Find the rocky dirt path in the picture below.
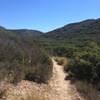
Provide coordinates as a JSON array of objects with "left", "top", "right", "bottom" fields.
[{"left": 1, "top": 58, "right": 83, "bottom": 100}]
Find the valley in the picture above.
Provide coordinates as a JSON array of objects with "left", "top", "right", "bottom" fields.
[{"left": 0, "top": 18, "right": 100, "bottom": 100}]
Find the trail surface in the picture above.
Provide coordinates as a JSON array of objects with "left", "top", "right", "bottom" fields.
[
  {"left": 48, "top": 58, "right": 81, "bottom": 100},
  {"left": 49, "top": 58, "right": 72, "bottom": 100},
  {"left": 2, "top": 58, "right": 82, "bottom": 100}
]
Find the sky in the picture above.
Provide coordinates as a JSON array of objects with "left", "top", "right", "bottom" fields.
[{"left": 0, "top": 0, "right": 100, "bottom": 32}]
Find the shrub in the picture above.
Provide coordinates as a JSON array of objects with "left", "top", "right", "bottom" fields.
[
  {"left": 67, "top": 59, "right": 92, "bottom": 81},
  {"left": 66, "top": 51, "right": 100, "bottom": 83},
  {"left": 54, "top": 57, "right": 68, "bottom": 66},
  {"left": 74, "top": 81, "right": 100, "bottom": 100},
  {"left": 0, "top": 36, "right": 53, "bottom": 84},
  {"left": 52, "top": 47, "right": 75, "bottom": 57}
]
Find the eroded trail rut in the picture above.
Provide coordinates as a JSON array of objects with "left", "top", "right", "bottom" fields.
[{"left": 3, "top": 58, "right": 82, "bottom": 100}]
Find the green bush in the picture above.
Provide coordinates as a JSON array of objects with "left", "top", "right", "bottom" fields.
[
  {"left": 66, "top": 52, "right": 100, "bottom": 82},
  {"left": 0, "top": 36, "right": 53, "bottom": 84},
  {"left": 68, "top": 59, "right": 92, "bottom": 80},
  {"left": 52, "top": 47, "right": 75, "bottom": 57}
]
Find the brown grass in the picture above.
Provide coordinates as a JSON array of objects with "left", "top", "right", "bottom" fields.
[
  {"left": 74, "top": 81, "right": 100, "bottom": 100},
  {"left": 2, "top": 80, "right": 54, "bottom": 100}
]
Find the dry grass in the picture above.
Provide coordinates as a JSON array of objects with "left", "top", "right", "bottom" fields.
[
  {"left": 74, "top": 81, "right": 100, "bottom": 100},
  {"left": 53, "top": 57, "right": 69, "bottom": 66},
  {"left": 1, "top": 80, "right": 55, "bottom": 100},
  {"left": 4, "top": 81, "right": 47, "bottom": 100},
  {"left": 0, "top": 59, "right": 83, "bottom": 100}
]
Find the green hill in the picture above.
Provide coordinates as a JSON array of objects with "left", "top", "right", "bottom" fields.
[{"left": 46, "top": 18, "right": 100, "bottom": 41}]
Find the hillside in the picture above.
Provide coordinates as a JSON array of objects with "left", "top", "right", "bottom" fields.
[
  {"left": 0, "top": 18, "right": 100, "bottom": 99},
  {"left": 36, "top": 18, "right": 100, "bottom": 57},
  {"left": 1, "top": 18, "right": 100, "bottom": 42},
  {"left": 9, "top": 29, "right": 43, "bottom": 38},
  {"left": 0, "top": 27, "right": 44, "bottom": 41},
  {"left": 1, "top": 58, "right": 81, "bottom": 100},
  {"left": 45, "top": 18, "right": 100, "bottom": 42},
  {"left": 0, "top": 26, "right": 52, "bottom": 84}
]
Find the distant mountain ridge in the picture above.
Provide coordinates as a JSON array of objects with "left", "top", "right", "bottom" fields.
[
  {"left": 46, "top": 18, "right": 100, "bottom": 40},
  {"left": 0, "top": 18, "right": 100, "bottom": 41},
  {"left": 0, "top": 27, "right": 44, "bottom": 42},
  {"left": 9, "top": 29, "right": 43, "bottom": 38}
]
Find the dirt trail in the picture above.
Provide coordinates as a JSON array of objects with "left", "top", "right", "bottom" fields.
[
  {"left": 48, "top": 58, "right": 81, "bottom": 100},
  {"left": 2, "top": 58, "right": 83, "bottom": 100},
  {"left": 48, "top": 58, "right": 72, "bottom": 100}
]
